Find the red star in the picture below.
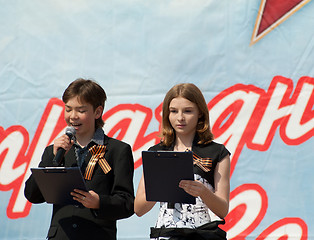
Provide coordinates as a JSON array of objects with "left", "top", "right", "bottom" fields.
[{"left": 251, "top": 0, "right": 311, "bottom": 45}]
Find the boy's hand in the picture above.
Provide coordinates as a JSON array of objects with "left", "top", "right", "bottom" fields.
[
  {"left": 53, "top": 134, "right": 74, "bottom": 155},
  {"left": 71, "top": 189, "right": 100, "bottom": 209}
]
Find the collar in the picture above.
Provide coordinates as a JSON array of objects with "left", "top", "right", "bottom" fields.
[
  {"left": 74, "top": 127, "right": 105, "bottom": 148},
  {"left": 92, "top": 128, "right": 105, "bottom": 145}
]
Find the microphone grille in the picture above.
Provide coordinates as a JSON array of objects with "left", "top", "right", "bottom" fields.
[{"left": 65, "top": 126, "right": 76, "bottom": 138}]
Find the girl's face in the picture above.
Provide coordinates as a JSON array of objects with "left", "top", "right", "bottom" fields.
[
  {"left": 64, "top": 96, "right": 102, "bottom": 139},
  {"left": 168, "top": 97, "right": 200, "bottom": 138}
]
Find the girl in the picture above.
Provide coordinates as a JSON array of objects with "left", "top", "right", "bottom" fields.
[{"left": 134, "top": 83, "right": 230, "bottom": 240}]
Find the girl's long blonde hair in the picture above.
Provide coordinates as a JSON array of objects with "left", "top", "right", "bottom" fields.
[{"left": 161, "top": 83, "right": 214, "bottom": 146}]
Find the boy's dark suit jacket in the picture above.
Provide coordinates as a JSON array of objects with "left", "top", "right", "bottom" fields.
[{"left": 24, "top": 135, "right": 135, "bottom": 240}]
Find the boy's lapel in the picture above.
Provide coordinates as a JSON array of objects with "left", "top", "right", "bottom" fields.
[
  {"left": 83, "top": 144, "right": 111, "bottom": 180},
  {"left": 63, "top": 147, "right": 77, "bottom": 167}
]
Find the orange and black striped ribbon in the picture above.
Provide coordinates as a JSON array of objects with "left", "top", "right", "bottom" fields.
[
  {"left": 192, "top": 152, "right": 212, "bottom": 172},
  {"left": 84, "top": 145, "right": 111, "bottom": 180}
]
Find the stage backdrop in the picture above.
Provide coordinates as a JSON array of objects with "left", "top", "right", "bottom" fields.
[{"left": 0, "top": 1, "right": 313, "bottom": 239}]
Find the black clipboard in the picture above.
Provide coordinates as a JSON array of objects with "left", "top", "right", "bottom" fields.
[
  {"left": 142, "top": 151, "right": 196, "bottom": 204},
  {"left": 31, "top": 167, "right": 87, "bottom": 205}
]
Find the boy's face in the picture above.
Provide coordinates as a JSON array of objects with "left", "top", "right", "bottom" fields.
[{"left": 64, "top": 96, "right": 102, "bottom": 139}]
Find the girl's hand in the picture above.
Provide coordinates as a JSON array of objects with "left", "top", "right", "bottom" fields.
[
  {"left": 179, "top": 180, "right": 207, "bottom": 198},
  {"left": 71, "top": 189, "right": 100, "bottom": 209}
]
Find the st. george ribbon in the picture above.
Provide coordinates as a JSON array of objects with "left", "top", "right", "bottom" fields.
[{"left": 52, "top": 126, "right": 76, "bottom": 166}]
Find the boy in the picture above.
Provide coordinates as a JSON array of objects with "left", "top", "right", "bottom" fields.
[{"left": 24, "top": 78, "right": 135, "bottom": 240}]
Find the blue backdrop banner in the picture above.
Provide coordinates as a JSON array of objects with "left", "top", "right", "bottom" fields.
[{"left": 0, "top": 1, "right": 313, "bottom": 239}]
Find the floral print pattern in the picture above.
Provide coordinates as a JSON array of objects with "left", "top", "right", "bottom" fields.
[{"left": 151, "top": 174, "right": 214, "bottom": 240}]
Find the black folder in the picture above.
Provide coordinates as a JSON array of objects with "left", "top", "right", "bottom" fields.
[
  {"left": 142, "top": 151, "right": 196, "bottom": 204},
  {"left": 31, "top": 167, "right": 87, "bottom": 205}
]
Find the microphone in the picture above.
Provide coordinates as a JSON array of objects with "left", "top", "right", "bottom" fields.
[{"left": 52, "top": 126, "right": 76, "bottom": 166}]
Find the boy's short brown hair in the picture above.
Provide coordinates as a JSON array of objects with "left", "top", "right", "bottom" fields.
[{"left": 62, "top": 78, "right": 107, "bottom": 129}]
